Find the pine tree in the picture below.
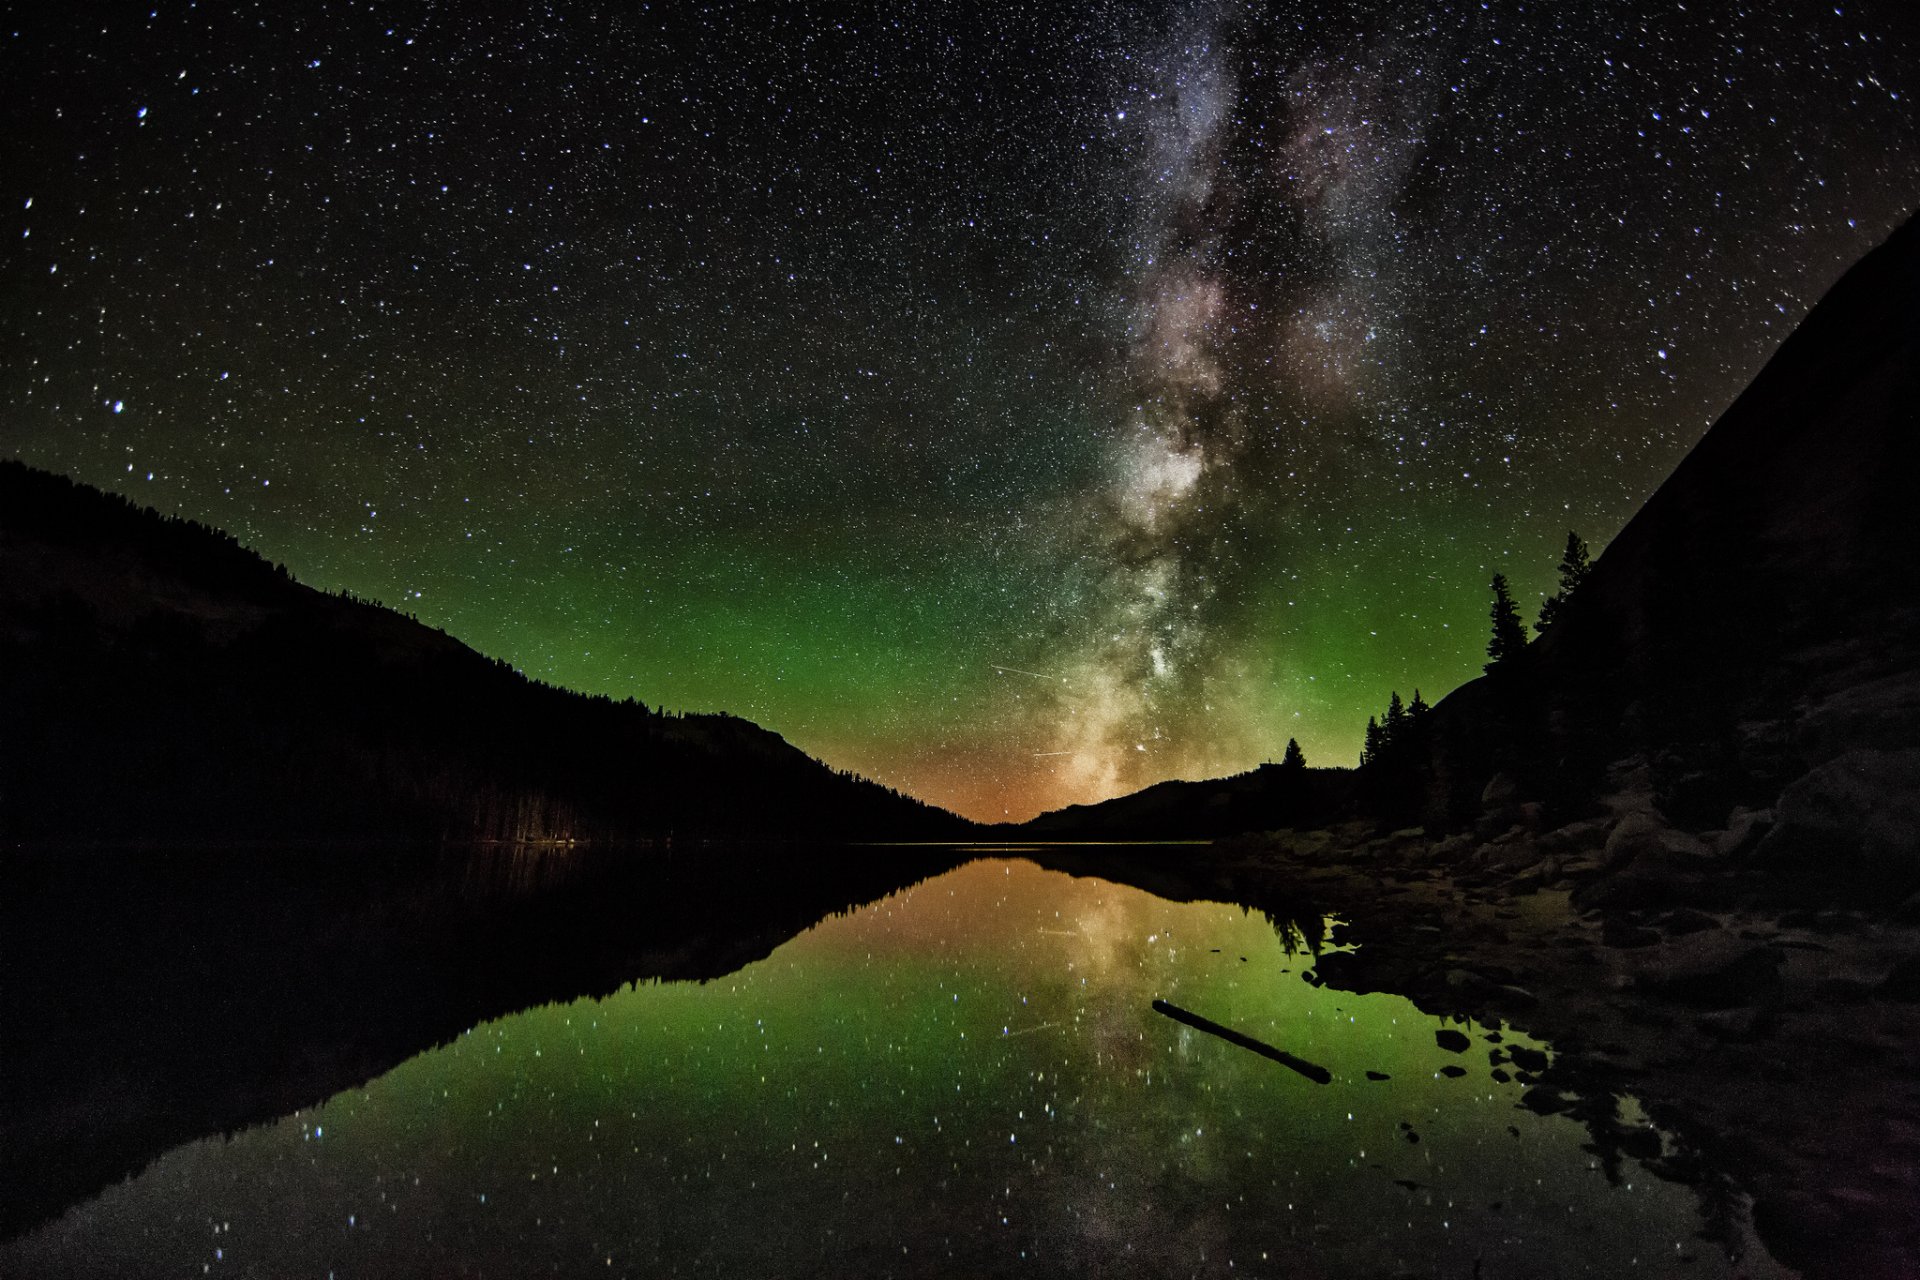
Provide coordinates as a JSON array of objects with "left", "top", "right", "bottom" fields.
[
  {"left": 1281, "top": 738, "right": 1306, "bottom": 770},
  {"left": 1361, "top": 716, "right": 1384, "bottom": 767},
  {"left": 1384, "top": 691, "right": 1405, "bottom": 746},
  {"left": 1536, "top": 531, "right": 1592, "bottom": 634},
  {"left": 1408, "top": 688, "right": 1430, "bottom": 720},
  {"left": 1486, "top": 573, "right": 1529, "bottom": 673}
]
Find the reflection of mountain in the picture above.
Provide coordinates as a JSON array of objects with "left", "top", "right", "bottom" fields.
[
  {"left": 0, "top": 842, "right": 962, "bottom": 1243},
  {"left": 0, "top": 461, "right": 972, "bottom": 843}
]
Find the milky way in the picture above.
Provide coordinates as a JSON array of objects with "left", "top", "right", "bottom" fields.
[{"left": 3, "top": 1, "right": 1916, "bottom": 818}]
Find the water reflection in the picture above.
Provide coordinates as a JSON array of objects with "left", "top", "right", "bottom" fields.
[{"left": 5, "top": 857, "right": 1759, "bottom": 1277}]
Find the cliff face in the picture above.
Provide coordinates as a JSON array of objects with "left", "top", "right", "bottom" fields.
[
  {"left": 0, "top": 462, "right": 972, "bottom": 844},
  {"left": 1423, "top": 213, "right": 1920, "bottom": 871}
]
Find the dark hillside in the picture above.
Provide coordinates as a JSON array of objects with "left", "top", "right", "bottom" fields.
[
  {"left": 1419, "top": 213, "right": 1920, "bottom": 859},
  {"left": 1011, "top": 762, "right": 1354, "bottom": 840},
  {"left": 0, "top": 463, "right": 971, "bottom": 844}
]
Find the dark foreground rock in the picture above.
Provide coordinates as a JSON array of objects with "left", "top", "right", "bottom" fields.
[{"left": 1177, "top": 821, "right": 1920, "bottom": 1280}]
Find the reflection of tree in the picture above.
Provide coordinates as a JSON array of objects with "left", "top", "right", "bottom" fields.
[
  {"left": 0, "top": 841, "right": 964, "bottom": 1242},
  {"left": 1259, "top": 908, "right": 1327, "bottom": 958}
]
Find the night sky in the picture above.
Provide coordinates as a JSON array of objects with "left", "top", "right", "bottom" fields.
[{"left": 3, "top": 2, "right": 1916, "bottom": 821}]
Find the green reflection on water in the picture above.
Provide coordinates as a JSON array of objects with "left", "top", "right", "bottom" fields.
[{"left": 7, "top": 858, "right": 1744, "bottom": 1277}]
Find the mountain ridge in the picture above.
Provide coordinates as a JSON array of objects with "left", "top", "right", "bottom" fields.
[{"left": 0, "top": 461, "right": 973, "bottom": 844}]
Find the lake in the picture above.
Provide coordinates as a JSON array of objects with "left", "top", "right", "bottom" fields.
[{"left": 1, "top": 849, "right": 1768, "bottom": 1277}]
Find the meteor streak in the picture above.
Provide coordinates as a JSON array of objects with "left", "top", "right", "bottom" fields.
[{"left": 991, "top": 665, "right": 1062, "bottom": 682}]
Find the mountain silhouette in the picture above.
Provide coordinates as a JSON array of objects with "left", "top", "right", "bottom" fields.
[
  {"left": 1418, "top": 210, "right": 1920, "bottom": 853},
  {"left": 0, "top": 462, "right": 973, "bottom": 844}
]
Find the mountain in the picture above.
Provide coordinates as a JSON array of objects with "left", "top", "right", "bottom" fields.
[
  {"left": 0, "top": 461, "right": 973, "bottom": 844},
  {"left": 1009, "top": 762, "right": 1353, "bottom": 840},
  {"left": 1415, "top": 211, "right": 1920, "bottom": 880},
  {"left": 1024, "top": 212, "right": 1920, "bottom": 867}
]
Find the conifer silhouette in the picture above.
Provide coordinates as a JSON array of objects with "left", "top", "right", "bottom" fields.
[
  {"left": 1536, "top": 531, "right": 1592, "bottom": 634},
  {"left": 1486, "top": 573, "right": 1529, "bottom": 673}
]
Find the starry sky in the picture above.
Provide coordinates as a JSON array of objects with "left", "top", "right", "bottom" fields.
[{"left": 3, "top": 1, "right": 1916, "bottom": 821}]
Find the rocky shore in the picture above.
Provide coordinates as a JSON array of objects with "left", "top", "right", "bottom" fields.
[{"left": 1059, "top": 753, "right": 1920, "bottom": 1280}]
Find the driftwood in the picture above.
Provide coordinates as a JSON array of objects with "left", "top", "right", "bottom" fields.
[{"left": 1151, "top": 998, "right": 1333, "bottom": 1084}]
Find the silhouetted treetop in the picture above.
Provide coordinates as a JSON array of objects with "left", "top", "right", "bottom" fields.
[
  {"left": 1535, "top": 531, "right": 1592, "bottom": 634},
  {"left": 1486, "top": 573, "right": 1529, "bottom": 673}
]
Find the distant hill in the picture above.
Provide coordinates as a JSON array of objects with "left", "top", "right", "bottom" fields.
[
  {"left": 1007, "top": 762, "right": 1353, "bottom": 840},
  {"left": 0, "top": 462, "right": 973, "bottom": 844}
]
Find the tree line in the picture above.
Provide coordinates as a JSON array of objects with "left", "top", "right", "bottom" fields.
[{"left": 1278, "top": 531, "right": 1593, "bottom": 779}]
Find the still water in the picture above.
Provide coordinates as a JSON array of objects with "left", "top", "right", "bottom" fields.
[{"left": 6, "top": 857, "right": 1750, "bottom": 1278}]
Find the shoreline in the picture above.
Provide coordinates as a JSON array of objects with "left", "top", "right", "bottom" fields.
[{"left": 1038, "top": 816, "right": 1920, "bottom": 1280}]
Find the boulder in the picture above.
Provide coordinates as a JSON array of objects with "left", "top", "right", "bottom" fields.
[
  {"left": 1481, "top": 772, "right": 1521, "bottom": 809},
  {"left": 1602, "top": 811, "right": 1710, "bottom": 872},
  {"left": 1754, "top": 749, "right": 1920, "bottom": 891},
  {"left": 1631, "top": 935, "right": 1785, "bottom": 1009},
  {"left": 1879, "top": 956, "right": 1920, "bottom": 1003},
  {"left": 1539, "top": 818, "right": 1610, "bottom": 856},
  {"left": 1709, "top": 806, "right": 1774, "bottom": 859},
  {"left": 1796, "top": 670, "right": 1920, "bottom": 764}
]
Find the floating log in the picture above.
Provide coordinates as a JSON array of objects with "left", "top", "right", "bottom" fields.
[{"left": 1151, "top": 998, "right": 1333, "bottom": 1084}]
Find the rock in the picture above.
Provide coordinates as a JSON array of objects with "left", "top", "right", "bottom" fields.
[
  {"left": 1634, "top": 937, "right": 1785, "bottom": 1009},
  {"left": 1709, "top": 806, "right": 1774, "bottom": 859},
  {"left": 1505, "top": 1045, "right": 1549, "bottom": 1074},
  {"left": 1487, "top": 836, "right": 1542, "bottom": 872},
  {"left": 1656, "top": 908, "right": 1719, "bottom": 935},
  {"left": 1603, "top": 811, "right": 1711, "bottom": 871},
  {"left": 1539, "top": 818, "right": 1610, "bottom": 855},
  {"left": 1813, "top": 976, "right": 1877, "bottom": 1004},
  {"left": 1482, "top": 772, "right": 1522, "bottom": 808},
  {"left": 1601, "top": 919, "right": 1662, "bottom": 948},
  {"left": 1475, "top": 809, "right": 1525, "bottom": 840},
  {"left": 1572, "top": 859, "right": 1702, "bottom": 913},
  {"left": 1441, "top": 968, "right": 1499, "bottom": 998},
  {"left": 1599, "top": 758, "right": 1665, "bottom": 819},
  {"left": 1694, "top": 1005, "right": 1775, "bottom": 1040},
  {"left": 1505, "top": 869, "right": 1546, "bottom": 895},
  {"left": 1796, "top": 670, "right": 1920, "bottom": 763},
  {"left": 1754, "top": 749, "right": 1920, "bottom": 891},
  {"left": 1434, "top": 1029, "right": 1471, "bottom": 1053},
  {"left": 1879, "top": 956, "right": 1920, "bottom": 1002}
]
